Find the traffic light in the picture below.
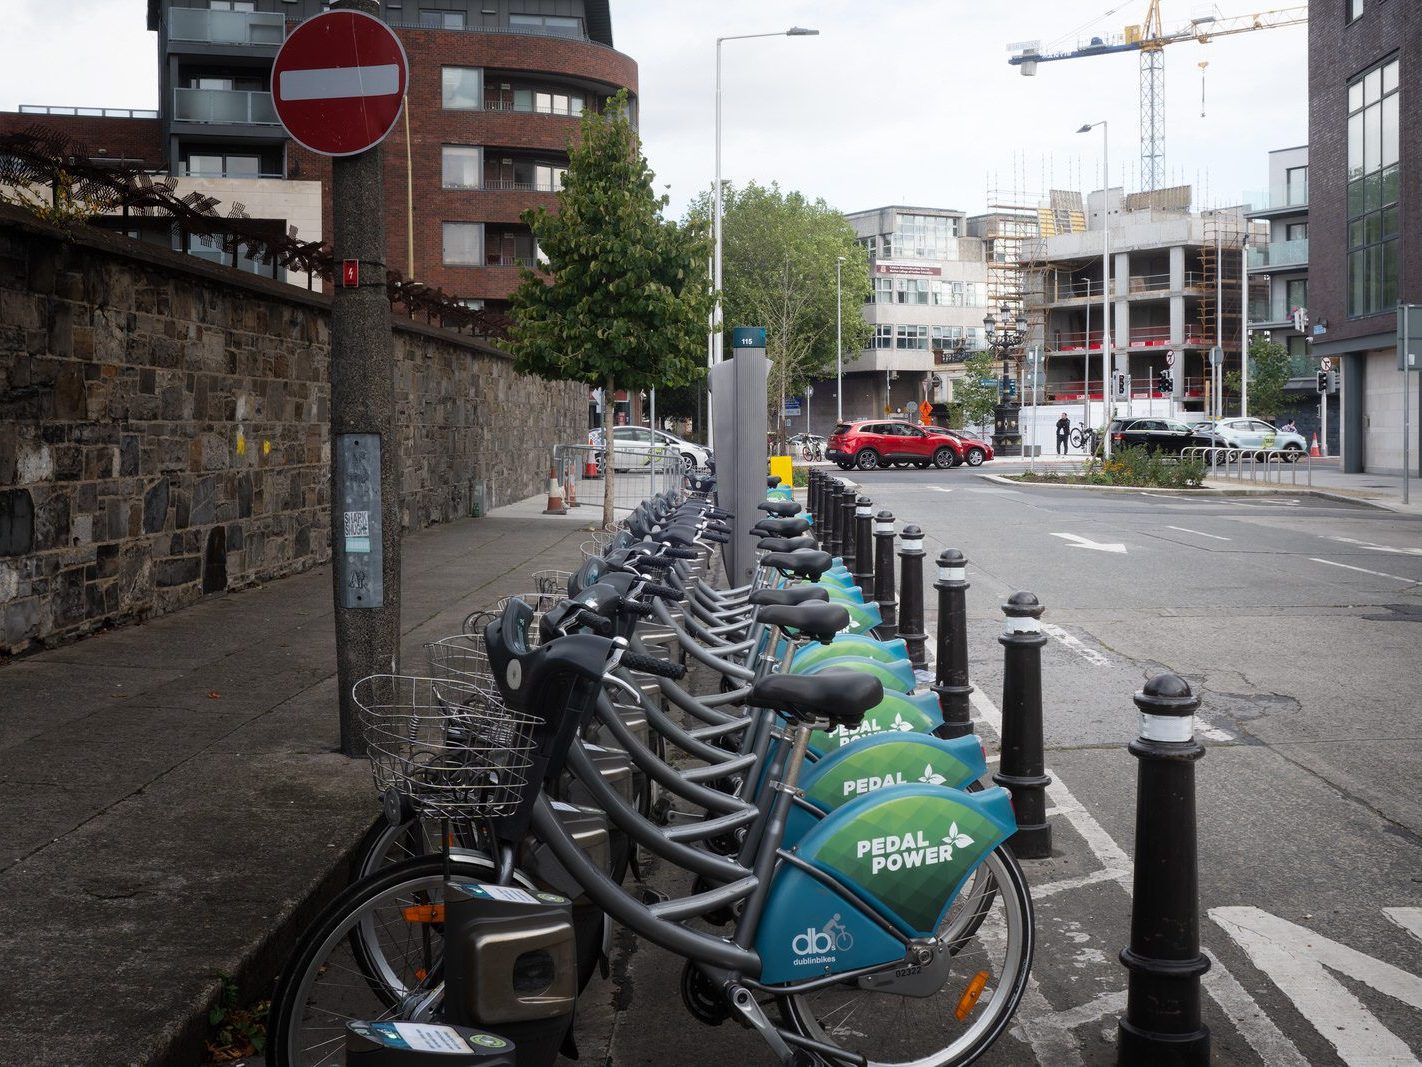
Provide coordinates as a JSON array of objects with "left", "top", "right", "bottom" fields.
[
  {"left": 1115, "top": 373, "right": 1128, "bottom": 398},
  {"left": 1159, "top": 369, "right": 1173, "bottom": 393},
  {"left": 1316, "top": 370, "right": 1328, "bottom": 393}
]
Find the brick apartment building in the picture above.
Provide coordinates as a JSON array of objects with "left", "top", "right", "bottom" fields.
[
  {"left": 1307, "top": 0, "right": 1420, "bottom": 474},
  {"left": 0, "top": 1, "right": 637, "bottom": 313}
]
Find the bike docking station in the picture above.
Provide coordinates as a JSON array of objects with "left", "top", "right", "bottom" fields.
[{"left": 344, "top": 1020, "right": 517, "bottom": 1066}]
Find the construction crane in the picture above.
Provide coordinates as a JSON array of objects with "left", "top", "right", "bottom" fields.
[{"left": 1009, "top": 2, "right": 1308, "bottom": 192}]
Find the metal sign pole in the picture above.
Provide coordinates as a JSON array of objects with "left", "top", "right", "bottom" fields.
[{"left": 1405, "top": 305, "right": 1411, "bottom": 505}]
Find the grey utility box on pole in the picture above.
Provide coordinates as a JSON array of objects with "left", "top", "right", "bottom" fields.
[{"left": 709, "top": 327, "right": 769, "bottom": 585}]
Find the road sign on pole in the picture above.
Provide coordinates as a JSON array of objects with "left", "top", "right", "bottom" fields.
[{"left": 272, "top": 8, "right": 409, "bottom": 157}]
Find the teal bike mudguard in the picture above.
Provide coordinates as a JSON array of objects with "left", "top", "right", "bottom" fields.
[
  {"left": 785, "top": 732, "right": 988, "bottom": 847},
  {"left": 819, "top": 582, "right": 864, "bottom": 604},
  {"left": 794, "top": 655, "right": 915, "bottom": 694},
  {"left": 756, "top": 784, "right": 1015, "bottom": 984},
  {"left": 805, "top": 690, "right": 944, "bottom": 759},
  {"left": 792, "top": 634, "right": 909, "bottom": 671}
]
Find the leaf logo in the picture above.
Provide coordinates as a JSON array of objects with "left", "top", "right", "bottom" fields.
[
  {"left": 919, "top": 763, "right": 947, "bottom": 786},
  {"left": 892, "top": 711, "right": 913, "bottom": 732},
  {"left": 941, "top": 822, "right": 974, "bottom": 859}
]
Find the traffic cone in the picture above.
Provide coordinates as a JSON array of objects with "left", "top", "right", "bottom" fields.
[
  {"left": 544, "top": 465, "right": 566, "bottom": 514},
  {"left": 1310, "top": 433, "right": 1321, "bottom": 458},
  {"left": 585, "top": 453, "right": 601, "bottom": 478},
  {"left": 566, "top": 471, "right": 578, "bottom": 508}
]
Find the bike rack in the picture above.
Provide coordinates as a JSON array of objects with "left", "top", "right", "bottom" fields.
[{"left": 1182, "top": 446, "right": 1312, "bottom": 488}]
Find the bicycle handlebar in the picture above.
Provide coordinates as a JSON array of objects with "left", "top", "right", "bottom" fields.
[{"left": 618, "top": 651, "right": 687, "bottom": 680}]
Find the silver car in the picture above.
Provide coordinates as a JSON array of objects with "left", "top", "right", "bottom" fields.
[
  {"left": 600, "top": 426, "right": 711, "bottom": 473},
  {"left": 1196, "top": 417, "right": 1307, "bottom": 458}
]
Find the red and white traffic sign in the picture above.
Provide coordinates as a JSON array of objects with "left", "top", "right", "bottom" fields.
[{"left": 272, "top": 9, "right": 408, "bottom": 157}]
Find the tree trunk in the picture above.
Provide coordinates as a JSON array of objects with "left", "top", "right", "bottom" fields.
[{"left": 603, "top": 374, "right": 616, "bottom": 528}]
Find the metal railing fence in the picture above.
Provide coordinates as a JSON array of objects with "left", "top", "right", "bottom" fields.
[
  {"left": 551, "top": 443, "right": 686, "bottom": 514},
  {"left": 1182, "top": 446, "right": 1313, "bottom": 487}
]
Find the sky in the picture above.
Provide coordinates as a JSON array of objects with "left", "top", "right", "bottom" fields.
[{"left": 0, "top": 1, "right": 1310, "bottom": 219}]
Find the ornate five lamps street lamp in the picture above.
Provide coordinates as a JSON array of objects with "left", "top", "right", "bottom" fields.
[{"left": 983, "top": 303, "right": 1029, "bottom": 454}]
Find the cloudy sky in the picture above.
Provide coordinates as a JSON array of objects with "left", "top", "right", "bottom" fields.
[{"left": 1, "top": 1, "right": 1309, "bottom": 218}]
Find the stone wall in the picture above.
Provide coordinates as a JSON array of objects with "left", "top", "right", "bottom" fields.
[{"left": 0, "top": 204, "right": 583, "bottom": 654}]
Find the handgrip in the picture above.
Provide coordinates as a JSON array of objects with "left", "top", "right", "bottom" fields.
[
  {"left": 662, "top": 546, "right": 699, "bottom": 560},
  {"left": 628, "top": 554, "right": 674, "bottom": 572},
  {"left": 639, "top": 582, "right": 681, "bottom": 602},
  {"left": 619, "top": 651, "right": 687, "bottom": 680},
  {"left": 572, "top": 609, "right": 612, "bottom": 636},
  {"left": 615, "top": 598, "right": 654, "bottom": 618},
  {"left": 702, "top": 529, "right": 731, "bottom": 544}
]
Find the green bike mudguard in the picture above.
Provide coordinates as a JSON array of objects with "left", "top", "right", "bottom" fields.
[
  {"left": 806, "top": 690, "right": 944, "bottom": 759},
  {"left": 795, "top": 655, "right": 914, "bottom": 694},
  {"left": 786, "top": 732, "right": 988, "bottom": 845},
  {"left": 755, "top": 784, "right": 1016, "bottom": 984},
  {"left": 792, "top": 634, "right": 910, "bottom": 671},
  {"left": 820, "top": 582, "right": 864, "bottom": 604},
  {"left": 835, "top": 598, "right": 882, "bottom": 634}
]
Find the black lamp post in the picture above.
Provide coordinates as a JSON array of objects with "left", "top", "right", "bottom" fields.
[{"left": 984, "top": 303, "right": 1029, "bottom": 455}]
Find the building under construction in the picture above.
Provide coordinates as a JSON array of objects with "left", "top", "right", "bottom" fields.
[{"left": 1021, "top": 183, "right": 1266, "bottom": 422}]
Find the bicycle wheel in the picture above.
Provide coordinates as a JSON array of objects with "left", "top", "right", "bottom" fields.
[
  {"left": 779, "top": 846, "right": 1033, "bottom": 1067},
  {"left": 268, "top": 853, "right": 531, "bottom": 1067},
  {"left": 1069, "top": 428, "right": 1084, "bottom": 449}
]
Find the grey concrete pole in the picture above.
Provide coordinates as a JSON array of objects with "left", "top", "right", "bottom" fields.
[{"left": 329, "top": 0, "right": 401, "bottom": 758}]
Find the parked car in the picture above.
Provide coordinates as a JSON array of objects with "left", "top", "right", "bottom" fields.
[
  {"left": 1190, "top": 417, "right": 1307, "bottom": 459},
  {"left": 595, "top": 426, "right": 712, "bottom": 473},
  {"left": 1106, "top": 417, "right": 1201, "bottom": 455},
  {"left": 932, "top": 427, "right": 994, "bottom": 467},
  {"left": 826, "top": 420, "right": 984, "bottom": 471}
]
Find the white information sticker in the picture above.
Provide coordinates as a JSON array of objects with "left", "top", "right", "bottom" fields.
[
  {"left": 480, "top": 884, "right": 539, "bottom": 904},
  {"left": 392, "top": 1023, "right": 469, "bottom": 1053}
]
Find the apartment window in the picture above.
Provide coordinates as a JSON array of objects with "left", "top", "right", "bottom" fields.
[
  {"left": 1285, "top": 165, "right": 1308, "bottom": 206},
  {"left": 1285, "top": 222, "right": 1309, "bottom": 241},
  {"left": 420, "top": 10, "right": 465, "bottom": 28},
  {"left": 895, "top": 278, "right": 929, "bottom": 305},
  {"left": 442, "top": 222, "right": 484, "bottom": 266},
  {"left": 1286, "top": 278, "right": 1308, "bottom": 312},
  {"left": 184, "top": 152, "right": 260, "bottom": 177},
  {"left": 442, "top": 66, "right": 482, "bottom": 110},
  {"left": 872, "top": 324, "right": 893, "bottom": 350},
  {"left": 870, "top": 277, "right": 892, "bottom": 304},
  {"left": 209, "top": 1, "right": 256, "bottom": 10},
  {"left": 441, "top": 146, "right": 481, "bottom": 189},
  {"left": 895, "top": 324, "right": 929, "bottom": 350},
  {"left": 1347, "top": 0, "right": 1363, "bottom": 22},
  {"left": 509, "top": 13, "right": 582, "bottom": 37},
  {"left": 1346, "top": 57, "right": 1399, "bottom": 316},
  {"left": 533, "top": 163, "right": 565, "bottom": 192}
]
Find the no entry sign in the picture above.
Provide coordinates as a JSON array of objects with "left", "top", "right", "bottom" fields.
[{"left": 272, "top": 9, "right": 408, "bottom": 157}]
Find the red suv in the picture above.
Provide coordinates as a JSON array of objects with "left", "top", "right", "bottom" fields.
[{"left": 827, "top": 420, "right": 984, "bottom": 471}]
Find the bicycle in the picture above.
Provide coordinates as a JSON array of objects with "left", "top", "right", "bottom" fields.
[
  {"left": 801, "top": 441, "right": 824, "bottom": 462},
  {"left": 1068, "top": 421, "right": 1100, "bottom": 455}
]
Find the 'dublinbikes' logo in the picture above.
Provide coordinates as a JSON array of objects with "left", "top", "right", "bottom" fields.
[{"left": 791, "top": 914, "right": 855, "bottom": 966}]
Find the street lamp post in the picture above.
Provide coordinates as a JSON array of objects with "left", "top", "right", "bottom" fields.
[
  {"left": 984, "top": 303, "right": 1029, "bottom": 455},
  {"left": 836, "top": 254, "right": 845, "bottom": 423},
  {"left": 711, "top": 26, "right": 819, "bottom": 370},
  {"left": 1078, "top": 120, "right": 1112, "bottom": 459}
]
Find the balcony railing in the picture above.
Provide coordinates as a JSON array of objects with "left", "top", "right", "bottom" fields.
[
  {"left": 1247, "top": 238, "right": 1309, "bottom": 269},
  {"left": 176, "top": 164, "right": 284, "bottom": 179},
  {"left": 1049, "top": 327, "right": 1209, "bottom": 352},
  {"left": 18, "top": 105, "right": 159, "bottom": 118},
  {"left": 1248, "top": 293, "right": 1295, "bottom": 323},
  {"left": 168, "top": 8, "right": 285, "bottom": 46},
  {"left": 1042, "top": 377, "right": 1208, "bottom": 402},
  {"left": 1244, "top": 185, "right": 1309, "bottom": 213},
  {"left": 481, "top": 179, "right": 562, "bottom": 193},
  {"left": 485, "top": 253, "right": 537, "bottom": 268},
  {"left": 481, "top": 99, "right": 589, "bottom": 117},
  {"left": 173, "top": 88, "right": 278, "bottom": 125}
]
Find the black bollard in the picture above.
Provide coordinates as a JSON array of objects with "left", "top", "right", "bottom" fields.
[
  {"left": 992, "top": 591, "right": 1052, "bottom": 858},
  {"left": 853, "top": 496, "right": 875, "bottom": 598},
  {"left": 824, "top": 483, "right": 841, "bottom": 560},
  {"left": 897, "top": 525, "right": 928, "bottom": 671},
  {"left": 872, "top": 510, "right": 898, "bottom": 640},
  {"left": 811, "top": 469, "right": 824, "bottom": 526},
  {"left": 1118, "top": 674, "right": 1210, "bottom": 1066},
  {"left": 832, "top": 484, "right": 849, "bottom": 562},
  {"left": 931, "top": 549, "right": 974, "bottom": 739},
  {"left": 830, "top": 480, "right": 847, "bottom": 560}
]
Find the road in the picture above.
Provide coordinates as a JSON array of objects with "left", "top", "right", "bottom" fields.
[{"left": 585, "top": 465, "right": 1422, "bottom": 1066}]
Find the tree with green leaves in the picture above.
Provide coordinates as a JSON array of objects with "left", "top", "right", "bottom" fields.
[
  {"left": 686, "top": 183, "right": 872, "bottom": 446},
  {"left": 1227, "top": 334, "right": 1292, "bottom": 421},
  {"left": 508, "top": 91, "right": 711, "bottom": 525},
  {"left": 951, "top": 351, "right": 1001, "bottom": 433}
]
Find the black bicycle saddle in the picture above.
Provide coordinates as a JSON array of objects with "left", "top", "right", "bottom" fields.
[
  {"left": 751, "top": 516, "right": 812, "bottom": 538},
  {"left": 755, "top": 601, "right": 849, "bottom": 643},
  {"left": 750, "top": 670, "right": 883, "bottom": 728},
  {"left": 747, "top": 585, "right": 830, "bottom": 607},
  {"left": 756, "top": 534, "right": 818, "bottom": 554},
  {"left": 757, "top": 499, "right": 801, "bottom": 517},
  {"left": 760, "top": 549, "right": 832, "bottom": 581}
]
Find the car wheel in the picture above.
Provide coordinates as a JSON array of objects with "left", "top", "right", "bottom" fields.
[
  {"left": 837, "top": 461, "right": 853, "bottom": 471},
  {"left": 932, "top": 447, "right": 955, "bottom": 469},
  {"left": 965, "top": 448, "right": 986, "bottom": 467},
  {"left": 681, "top": 452, "right": 696, "bottom": 473},
  {"left": 854, "top": 449, "right": 880, "bottom": 471},
  {"left": 1282, "top": 444, "right": 1303, "bottom": 463}
]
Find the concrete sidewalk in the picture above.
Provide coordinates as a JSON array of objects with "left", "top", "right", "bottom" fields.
[{"left": 0, "top": 501, "right": 602, "bottom": 1066}]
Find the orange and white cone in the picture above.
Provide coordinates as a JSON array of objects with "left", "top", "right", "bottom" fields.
[
  {"left": 1310, "top": 433, "right": 1321, "bottom": 458},
  {"left": 585, "top": 454, "right": 601, "bottom": 478},
  {"left": 566, "top": 471, "right": 578, "bottom": 508},
  {"left": 544, "top": 465, "right": 566, "bottom": 514}
]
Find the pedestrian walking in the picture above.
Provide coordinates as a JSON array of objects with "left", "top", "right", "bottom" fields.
[
  {"left": 1055, "top": 412, "right": 1070, "bottom": 455},
  {"left": 1280, "top": 418, "right": 1297, "bottom": 434}
]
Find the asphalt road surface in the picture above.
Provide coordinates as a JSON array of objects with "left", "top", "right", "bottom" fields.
[{"left": 579, "top": 466, "right": 1422, "bottom": 1066}]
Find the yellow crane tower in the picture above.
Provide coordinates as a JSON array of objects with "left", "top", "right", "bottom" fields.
[{"left": 1009, "top": 2, "right": 1308, "bottom": 191}]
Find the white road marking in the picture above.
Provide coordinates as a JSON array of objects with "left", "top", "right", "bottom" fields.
[
  {"left": 1041, "top": 622, "right": 1111, "bottom": 667},
  {"left": 925, "top": 486, "right": 954, "bottom": 493},
  {"left": 1328, "top": 535, "right": 1422, "bottom": 556},
  {"left": 1386, "top": 908, "right": 1422, "bottom": 945},
  {"left": 1166, "top": 525, "right": 1232, "bottom": 541},
  {"left": 1031, "top": 866, "right": 1130, "bottom": 899},
  {"left": 1199, "top": 949, "right": 1312, "bottom": 1067},
  {"left": 1212, "top": 906, "right": 1422, "bottom": 1066},
  {"left": 279, "top": 63, "right": 402, "bottom": 101},
  {"left": 1050, "top": 532, "right": 1127, "bottom": 554},
  {"left": 1309, "top": 557, "right": 1420, "bottom": 584}
]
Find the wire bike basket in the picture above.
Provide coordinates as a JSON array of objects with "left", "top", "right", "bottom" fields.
[{"left": 354, "top": 673, "right": 540, "bottom": 821}]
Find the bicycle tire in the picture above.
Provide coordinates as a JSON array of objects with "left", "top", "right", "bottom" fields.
[
  {"left": 268, "top": 853, "right": 532, "bottom": 1067},
  {"left": 779, "top": 846, "right": 1033, "bottom": 1067}
]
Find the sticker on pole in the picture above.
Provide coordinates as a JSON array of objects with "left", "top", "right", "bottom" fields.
[{"left": 272, "top": 9, "right": 408, "bottom": 157}]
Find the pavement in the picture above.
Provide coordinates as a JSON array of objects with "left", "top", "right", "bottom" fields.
[{"left": 0, "top": 494, "right": 608, "bottom": 1067}]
